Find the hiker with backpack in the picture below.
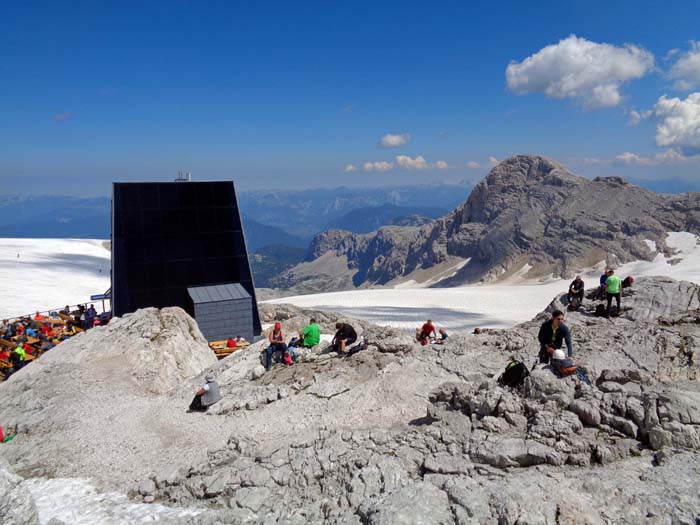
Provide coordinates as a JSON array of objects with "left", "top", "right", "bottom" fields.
[
  {"left": 537, "top": 309, "right": 573, "bottom": 364},
  {"left": 605, "top": 269, "right": 623, "bottom": 317}
]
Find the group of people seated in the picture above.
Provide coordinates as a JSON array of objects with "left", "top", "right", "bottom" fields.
[
  {"left": 1, "top": 304, "right": 110, "bottom": 378},
  {"left": 415, "top": 319, "right": 448, "bottom": 346},
  {"left": 262, "top": 318, "right": 359, "bottom": 371},
  {"left": 566, "top": 269, "right": 633, "bottom": 318}
]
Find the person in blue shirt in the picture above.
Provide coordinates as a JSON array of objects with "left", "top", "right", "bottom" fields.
[
  {"left": 537, "top": 310, "right": 573, "bottom": 364},
  {"left": 597, "top": 269, "right": 610, "bottom": 299}
]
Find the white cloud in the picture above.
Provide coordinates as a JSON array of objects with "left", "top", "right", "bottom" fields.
[
  {"left": 583, "top": 157, "right": 601, "bottom": 165},
  {"left": 467, "top": 161, "right": 481, "bottom": 169},
  {"left": 628, "top": 110, "right": 642, "bottom": 126},
  {"left": 627, "top": 109, "right": 652, "bottom": 126},
  {"left": 395, "top": 155, "right": 429, "bottom": 170},
  {"left": 488, "top": 156, "right": 499, "bottom": 167},
  {"left": 614, "top": 148, "right": 700, "bottom": 166},
  {"left": 652, "top": 92, "right": 700, "bottom": 152},
  {"left": 363, "top": 161, "right": 393, "bottom": 172},
  {"left": 435, "top": 160, "right": 448, "bottom": 170},
  {"left": 668, "top": 42, "right": 700, "bottom": 91},
  {"left": 379, "top": 133, "right": 411, "bottom": 148},
  {"left": 344, "top": 164, "right": 358, "bottom": 173},
  {"left": 506, "top": 35, "right": 654, "bottom": 109}
]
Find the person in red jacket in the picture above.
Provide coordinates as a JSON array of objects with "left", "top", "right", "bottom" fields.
[
  {"left": 416, "top": 320, "right": 437, "bottom": 345},
  {"left": 226, "top": 337, "right": 237, "bottom": 349}
]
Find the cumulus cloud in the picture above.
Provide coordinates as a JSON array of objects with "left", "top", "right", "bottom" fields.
[
  {"left": 668, "top": 42, "right": 700, "bottom": 91},
  {"left": 467, "top": 161, "right": 481, "bottom": 169},
  {"left": 379, "top": 133, "right": 411, "bottom": 148},
  {"left": 53, "top": 111, "right": 73, "bottom": 122},
  {"left": 652, "top": 92, "right": 700, "bottom": 153},
  {"left": 488, "top": 156, "right": 499, "bottom": 167},
  {"left": 344, "top": 164, "right": 358, "bottom": 173},
  {"left": 395, "top": 155, "right": 429, "bottom": 170},
  {"left": 363, "top": 161, "right": 393, "bottom": 172},
  {"left": 360, "top": 156, "right": 449, "bottom": 172},
  {"left": 506, "top": 35, "right": 654, "bottom": 109},
  {"left": 627, "top": 109, "right": 652, "bottom": 126},
  {"left": 614, "top": 148, "right": 700, "bottom": 166}
]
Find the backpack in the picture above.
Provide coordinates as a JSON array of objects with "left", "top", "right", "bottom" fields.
[
  {"left": 567, "top": 297, "right": 581, "bottom": 311},
  {"left": 622, "top": 276, "right": 634, "bottom": 288},
  {"left": 498, "top": 360, "right": 529, "bottom": 388},
  {"left": 595, "top": 304, "right": 607, "bottom": 317}
]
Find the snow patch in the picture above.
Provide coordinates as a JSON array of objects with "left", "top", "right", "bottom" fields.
[
  {"left": 25, "top": 478, "right": 202, "bottom": 525},
  {"left": 643, "top": 239, "right": 657, "bottom": 252},
  {"left": 0, "top": 238, "right": 110, "bottom": 318}
]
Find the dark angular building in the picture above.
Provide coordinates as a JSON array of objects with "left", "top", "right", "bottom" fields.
[{"left": 111, "top": 180, "right": 261, "bottom": 338}]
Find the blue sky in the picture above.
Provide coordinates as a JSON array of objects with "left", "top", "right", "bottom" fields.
[{"left": 1, "top": 0, "right": 700, "bottom": 196}]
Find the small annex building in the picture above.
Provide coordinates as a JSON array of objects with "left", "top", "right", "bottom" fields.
[{"left": 187, "top": 283, "right": 254, "bottom": 343}]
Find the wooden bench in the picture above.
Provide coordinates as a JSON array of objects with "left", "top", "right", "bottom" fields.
[
  {"left": 0, "top": 339, "right": 14, "bottom": 349},
  {"left": 209, "top": 340, "right": 249, "bottom": 359}
]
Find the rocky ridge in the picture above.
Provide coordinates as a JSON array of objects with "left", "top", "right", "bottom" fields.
[
  {"left": 271, "top": 155, "right": 700, "bottom": 292},
  {"left": 1, "top": 277, "right": 699, "bottom": 524}
]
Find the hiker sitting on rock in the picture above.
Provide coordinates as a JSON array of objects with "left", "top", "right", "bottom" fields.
[
  {"left": 265, "top": 323, "right": 288, "bottom": 370},
  {"left": 298, "top": 318, "right": 321, "bottom": 348},
  {"left": 432, "top": 328, "right": 449, "bottom": 344},
  {"left": 537, "top": 309, "right": 573, "bottom": 364},
  {"left": 567, "top": 276, "right": 584, "bottom": 303},
  {"left": 332, "top": 322, "right": 357, "bottom": 354},
  {"left": 188, "top": 374, "right": 222, "bottom": 412},
  {"left": 416, "top": 320, "right": 437, "bottom": 346}
]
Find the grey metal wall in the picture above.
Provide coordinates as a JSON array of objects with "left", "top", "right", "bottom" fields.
[{"left": 194, "top": 296, "right": 254, "bottom": 342}]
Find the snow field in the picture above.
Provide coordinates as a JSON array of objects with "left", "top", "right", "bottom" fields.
[{"left": 0, "top": 238, "right": 110, "bottom": 319}]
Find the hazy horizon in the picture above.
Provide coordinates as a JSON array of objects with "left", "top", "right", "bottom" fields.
[{"left": 2, "top": 2, "right": 700, "bottom": 197}]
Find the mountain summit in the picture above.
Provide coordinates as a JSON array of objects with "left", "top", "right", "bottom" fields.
[{"left": 271, "top": 155, "right": 700, "bottom": 292}]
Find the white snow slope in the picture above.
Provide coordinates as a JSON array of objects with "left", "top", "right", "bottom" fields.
[
  {"left": 0, "top": 238, "right": 110, "bottom": 319},
  {"left": 267, "top": 232, "right": 700, "bottom": 333},
  {"left": 1, "top": 233, "right": 698, "bottom": 330}
]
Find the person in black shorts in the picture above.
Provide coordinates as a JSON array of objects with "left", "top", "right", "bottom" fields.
[{"left": 332, "top": 322, "right": 357, "bottom": 353}]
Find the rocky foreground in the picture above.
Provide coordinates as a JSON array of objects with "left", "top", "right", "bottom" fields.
[{"left": 1, "top": 276, "right": 700, "bottom": 524}]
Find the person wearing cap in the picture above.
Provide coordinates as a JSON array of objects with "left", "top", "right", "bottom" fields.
[
  {"left": 265, "top": 323, "right": 288, "bottom": 370},
  {"left": 188, "top": 373, "right": 222, "bottom": 412},
  {"left": 537, "top": 309, "right": 573, "bottom": 364}
]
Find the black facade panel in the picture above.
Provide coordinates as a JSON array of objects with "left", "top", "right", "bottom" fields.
[{"left": 111, "top": 181, "right": 261, "bottom": 335}]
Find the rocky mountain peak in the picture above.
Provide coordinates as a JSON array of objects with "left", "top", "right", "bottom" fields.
[{"left": 272, "top": 156, "right": 700, "bottom": 292}]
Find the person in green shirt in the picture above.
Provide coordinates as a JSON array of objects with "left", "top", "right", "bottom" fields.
[
  {"left": 299, "top": 318, "right": 321, "bottom": 348},
  {"left": 605, "top": 269, "right": 623, "bottom": 317}
]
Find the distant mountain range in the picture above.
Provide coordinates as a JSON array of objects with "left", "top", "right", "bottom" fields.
[
  {"left": 0, "top": 184, "right": 469, "bottom": 287},
  {"left": 270, "top": 155, "right": 700, "bottom": 293}
]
